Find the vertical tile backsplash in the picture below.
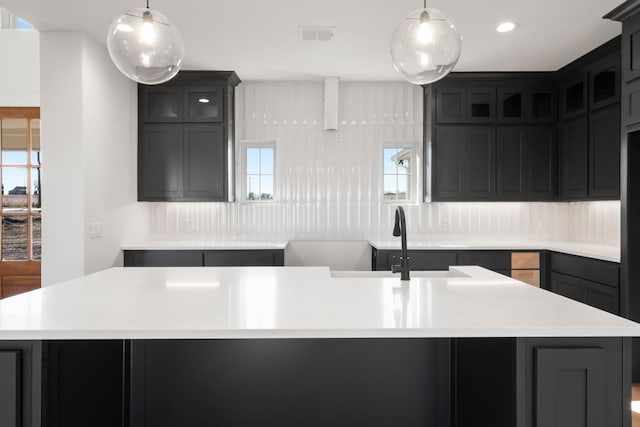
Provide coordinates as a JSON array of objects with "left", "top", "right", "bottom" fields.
[{"left": 147, "top": 81, "right": 620, "bottom": 247}]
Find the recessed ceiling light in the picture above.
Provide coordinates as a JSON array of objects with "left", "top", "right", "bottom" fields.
[
  {"left": 198, "top": 98, "right": 210, "bottom": 103},
  {"left": 496, "top": 21, "right": 518, "bottom": 33}
]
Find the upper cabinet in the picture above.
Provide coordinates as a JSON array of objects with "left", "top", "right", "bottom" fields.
[
  {"left": 138, "top": 71, "right": 241, "bottom": 202},
  {"left": 498, "top": 87, "right": 557, "bottom": 124},
  {"left": 435, "top": 87, "right": 495, "bottom": 123},
  {"left": 590, "top": 55, "right": 621, "bottom": 111},
  {"left": 560, "top": 73, "right": 588, "bottom": 120}
]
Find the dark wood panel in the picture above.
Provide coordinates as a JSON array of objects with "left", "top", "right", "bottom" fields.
[
  {"left": 550, "top": 252, "right": 619, "bottom": 288},
  {"left": 0, "top": 351, "right": 20, "bottom": 427},
  {"left": 2, "top": 276, "right": 40, "bottom": 299},
  {"left": 535, "top": 347, "right": 607, "bottom": 427},
  {"left": 123, "top": 250, "right": 203, "bottom": 267},
  {"left": 182, "top": 125, "right": 226, "bottom": 200},
  {"left": 589, "top": 104, "right": 621, "bottom": 198}
]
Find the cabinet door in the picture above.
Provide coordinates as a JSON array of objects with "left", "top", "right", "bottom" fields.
[
  {"left": 0, "top": 351, "right": 20, "bottom": 427},
  {"left": 498, "top": 88, "right": 526, "bottom": 123},
  {"left": 204, "top": 250, "right": 284, "bottom": 266},
  {"left": 497, "top": 127, "right": 526, "bottom": 199},
  {"left": 535, "top": 347, "right": 607, "bottom": 427},
  {"left": 123, "top": 250, "right": 203, "bottom": 267},
  {"left": 436, "top": 88, "right": 466, "bottom": 123},
  {"left": 464, "top": 127, "right": 496, "bottom": 200},
  {"left": 139, "top": 125, "right": 183, "bottom": 200},
  {"left": 589, "top": 105, "right": 621, "bottom": 198},
  {"left": 466, "top": 88, "right": 495, "bottom": 123},
  {"left": 529, "top": 88, "right": 557, "bottom": 123},
  {"left": 561, "top": 73, "right": 588, "bottom": 120},
  {"left": 590, "top": 54, "right": 621, "bottom": 111},
  {"left": 561, "top": 116, "right": 589, "bottom": 199},
  {"left": 183, "top": 125, "right": 226, "bottom": 200},
  {"left": 458, "top": 251, "right": 511, "bottom": 271},
  {"left": 141, "top": 87, "right": 183, "bottom": 122},
  {"left": 622, "top": 13, "right": 640, "bottom": 83},
  {"left": 184, "top": 87, "right": 223, "bottom": 122},
  {"left": 528, "top": 126, "right": 557, "bottom": 200},
  {"left": 433, "top": 127, "right": 465, "bottom": 199},
  {"left": 550, "top": 272, "right": 585, "bottom": 302},
  {"left": 584, "top": 281, "right": 620, "bottom": 314}
]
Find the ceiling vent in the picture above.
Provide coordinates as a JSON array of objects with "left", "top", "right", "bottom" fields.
[{"left": 299, "top": 27, "right": 335, "bottom": 41}]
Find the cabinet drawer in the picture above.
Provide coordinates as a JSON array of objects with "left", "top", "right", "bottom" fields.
[
  {"left": 204, "top": 250, "right": 284, "bottom": 267},
  {"left": 550, "top": 252, "right": 619, "bottom": 288},
  {"left": 389, "top": 250, "right": 457, "bottom": 271},
  {"left": 512, "top": 252, "right": 540, "bottom": 269},
  {"left": 550, "top": 272, "right": 619, "bottom": 314},
  {"left": 123, "top": 250, "right": 203, "bottom": 267},
  {"left": 511, "top": 269, "right": 540, "bottom": 287},
  {"left": 458, "top": 251, "right": 511, "bottom": 271}
]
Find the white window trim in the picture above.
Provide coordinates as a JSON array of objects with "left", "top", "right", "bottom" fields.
[
  {"left": 381, "top": 141, "right": 420, "bottom": 205},
  {"left": 238, "top": 140, "right": 277, "bottom": 203}
]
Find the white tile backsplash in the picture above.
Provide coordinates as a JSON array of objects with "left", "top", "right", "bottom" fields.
[{"left": 147, "top": 81, "right": 620, "bottom": 247}]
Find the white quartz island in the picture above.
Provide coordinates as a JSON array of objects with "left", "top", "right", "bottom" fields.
[
  {"left": 0, "top": 265, "right": 637, "bottom": 339},
  {"left": 0, "top": 266, "right": 637, "bottom": 427}
]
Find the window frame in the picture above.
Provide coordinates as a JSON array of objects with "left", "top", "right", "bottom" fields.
[
  {"left": 381, "top": 141, "right": 419, "bottom": 204},
  {"left": 239, "top": 140, "right": 277, "bottom": 203}
]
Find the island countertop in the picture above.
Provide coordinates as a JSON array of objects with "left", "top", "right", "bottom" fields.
[{"left": 0, "top": 266, "right": 638, "bottom": 340}]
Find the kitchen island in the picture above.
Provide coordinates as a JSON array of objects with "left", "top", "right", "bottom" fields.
[{"left": 0, "top": 266, "right": 638, "bottom": 426}]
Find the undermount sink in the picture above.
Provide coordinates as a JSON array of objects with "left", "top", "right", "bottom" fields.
[{"left": 330, "top": 270, "right": 469, "bottom": 279}]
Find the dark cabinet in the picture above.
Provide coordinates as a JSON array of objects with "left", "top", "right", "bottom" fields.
[
  {"left": 138, "top": 71, "right": 240, "bottom": 202},
  {"left": 139, "top": 125, "right": 183, "bottom": 199},
  {"left": 561, "top": 73, "right": 589, "bottom": 120},
  {"left": 433, "top": 126, "right": 495, "bottom": 200},
  {"left": 497, "top": 126, "right": 557, "bottom": 200},
  {"left": 590, "top": 54, "right": 621, "bottom": 110},
  {"left": 435, "top": 87, "right": 495, "bottom": 123},
  {"left": 535, "top": 346, "right": 608, "bottom": 427},
  {"left": 589, "top": 105, "right": 621, "bottom": 198},
  {"left": 141, "top": 87, "right": 183, "bottom": 122},
  {"left": 183, "top": 125, "right": 226, "bottom": 199},
  {"left": 498, "top": 88, "right": 525, "bottom": 123},
  {"left": 123, "top": 249, "right": 285, "bottom": 267},
  {"left": 561, "top": 116, "right": 589, "bottom": 199},
  {"left": 550, "top": 252, "right": 620, "bottom": 315},
  {"left": 458, "top": 251, "right": 511, "bottom": 271},
  {"left": 0, "top": 351, "right": 20, "bottom": 427}
]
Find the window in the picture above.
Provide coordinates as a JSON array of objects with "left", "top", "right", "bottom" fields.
[
  {"left": 241, "top": 142, "right": 275, "bottom": 201},
  {"left": 0, "top": 110, "right": 41, "bottom": 261},
  {"left": 0, "top": 8, "right": 34, "bottom": 30},
  {"left": 383, "top": 143, "right": 416, "bottom": 202}
]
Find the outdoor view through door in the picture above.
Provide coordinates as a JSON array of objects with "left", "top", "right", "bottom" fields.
[{"left": 0, "top": 107, "right": 41, "bottom": 299}]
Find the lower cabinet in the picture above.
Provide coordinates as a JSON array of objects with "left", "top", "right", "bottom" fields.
[
  {"left": 0, "top": 342, "right": 41, "bottom": 427},
  {"left": 550, "top": 252, "right": 620, "bottom": 314},
  {"left": 123, "top": 249, "right": 285, "bottom": 267}
]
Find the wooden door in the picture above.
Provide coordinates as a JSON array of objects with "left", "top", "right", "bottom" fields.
[{"left": 0, "top": 108, "right": 41, "bottom": 299}]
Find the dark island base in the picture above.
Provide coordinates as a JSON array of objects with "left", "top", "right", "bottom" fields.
[{"left": 0, "top": 337, "right": 631, "bottom": 427}]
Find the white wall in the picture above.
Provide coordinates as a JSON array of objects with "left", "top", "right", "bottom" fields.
[
  {"left": 40, "top": 32, "right": 148, "bottom": 285},
  {"left": 0, "top": 30, "right": 39, "bottom": 106}
]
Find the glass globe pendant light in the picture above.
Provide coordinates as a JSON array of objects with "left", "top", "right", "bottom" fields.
[
  {"left": 106, "top": 0, "right": 184, "bottom": 85},
  {"left": 390, "top": 0, "right": 462, "bottom": 85}
]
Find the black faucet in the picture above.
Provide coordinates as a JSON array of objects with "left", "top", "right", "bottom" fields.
[{"left": 391, "top": 206, "right": 410, "bottom": 281}]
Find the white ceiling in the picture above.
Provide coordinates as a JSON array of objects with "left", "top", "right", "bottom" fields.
[{"left": 0, "top": 0, "right": 624, "bottom": 81}]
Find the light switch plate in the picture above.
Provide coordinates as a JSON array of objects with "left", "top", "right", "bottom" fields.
[{"left": 89, "top": 222, "right": 102, "bottom": 239}]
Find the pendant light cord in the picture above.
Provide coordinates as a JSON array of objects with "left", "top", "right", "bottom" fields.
[
  {"left": 423, "top": 0, "right": 426, "bottom": 9},
  {"left": 146, "top": 0, "right": 149, "bottom": 9}
]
